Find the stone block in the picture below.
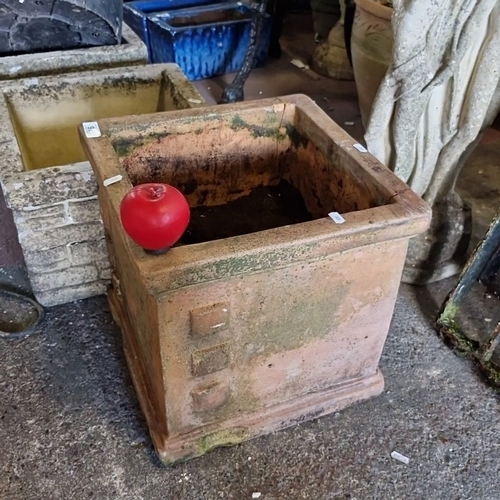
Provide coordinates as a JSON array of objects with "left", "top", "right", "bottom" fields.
[
  {"left": 13, "top": 204, "right": 67, "bottom": 234},
  {"left": 69, "top": 240, "right": 108, "bottom": 266},
  {"left": 3, "top": 164, "right": 97, "bottom": 209},
  {"left": 96, "top": 260, "right": 112, "bottom": 281},
  {"left": 30, "top": 265, "right": 99, "bottom": 293},
  {"left": 19, "top": 222, "right": 105, "bottom": 252},
  {"left": 23, "top": 246, "right": 69, "bottom": 272},
  {"left": 27, "top": 256, "right": 71, "bottom": 274},
  {"left": 18, "top": 204, "right": 66, "bottom": 219},
  {"left": 35, "top": 281, "right": 108, "bottom": 308},
  {"left": 68, "top": 198, "right": 101, "bottom": 223}
]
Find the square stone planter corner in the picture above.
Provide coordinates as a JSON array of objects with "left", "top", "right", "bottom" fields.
[{"left": 0, "top": 63, "right": 206, "bottom": 307}]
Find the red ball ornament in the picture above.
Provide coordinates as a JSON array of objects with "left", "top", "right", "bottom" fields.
[{"left": 120, "top": 183, "right": 190, "bottom": 254}]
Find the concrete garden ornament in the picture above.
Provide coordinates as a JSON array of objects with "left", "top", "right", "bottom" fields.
[{"left": 360, "top": 0, "right": 500, "bottom": 284}]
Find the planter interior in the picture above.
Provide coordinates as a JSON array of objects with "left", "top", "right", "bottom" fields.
[
  {"left": 124, "top": 0, "right": 218, "bottom": 62},
  {"left": 6, "top": 67, "right": 199, "bottom": 172},
  {"left": 164, "top": 5, "right": 248, "bottom": 27},
  {"left": 80, "top": 95, "right": 430, "bottom": 464}
]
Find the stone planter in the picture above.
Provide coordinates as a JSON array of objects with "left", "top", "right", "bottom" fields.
[
  {"left": 80, "top": 95, "right": 430, "bottom": 464},
  {"left": 351, "top": 0, "right": 392, "bottom": 128},
  {"left": 0, "top": 24, "right": 147, "bottom": 81},
  {"left": 0, "top": 64, "right": 205, "bottom": 307}
]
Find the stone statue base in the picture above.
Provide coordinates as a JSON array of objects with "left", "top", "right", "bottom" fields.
[{"left": 403, "top": 192, "right": 472, "bottom": 285}]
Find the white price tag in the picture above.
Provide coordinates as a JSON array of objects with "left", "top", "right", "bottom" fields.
[
  {"left": 328, "top": 212, "right": 345, "bottom": 224},
  {"left": 83, "top": 121, "right": 101, "bottom": 138},
  {"left": 353, "top": 143, "right": 368, "bottom": 153},
  {"left": 391, "top": 451, "right": 410, "bottom": 464},
  {"left": 103, "top": 175, "right": 123, "bottom": 187}
]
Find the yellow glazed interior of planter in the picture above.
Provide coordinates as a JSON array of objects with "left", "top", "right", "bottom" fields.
[{"left": 5, "top": 76, "right": 179, "bottom": 171}]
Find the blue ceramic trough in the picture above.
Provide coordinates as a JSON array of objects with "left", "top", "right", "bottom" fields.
[
  {"left": 147, "top": 2, "right": 271, "bottom": 80},
  {"left": 124, "top": 0, "right": 219, "bottom": 61}
]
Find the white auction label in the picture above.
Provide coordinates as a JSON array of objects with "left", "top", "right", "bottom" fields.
[
  {"left": 353, "top": 143, "right": 368, "bottom": 153},
  {"left": 328, "top": 212, "right": 345, "bottom": 224},
  {"left": 103, "top": 175, "right": 123, "bottom": 187},
  {"left": 391, "top": 451, "right": 410, "bottom": 465},
  {"left": 83, "top": 121, "right": 101, "bottom": 138}
]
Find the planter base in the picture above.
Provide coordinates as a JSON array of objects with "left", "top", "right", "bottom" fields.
[{"left": 110, "top": 281, "right": 384, "bottom": 465}]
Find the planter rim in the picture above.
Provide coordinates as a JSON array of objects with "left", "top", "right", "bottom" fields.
[
  {"left": 0, "top": 290, "right": 44, "bottom": 339},
  {"left": 0, "top": 23, "right": 147, "bottom": 82},
  {"left": 0, "top": 63, "right": 204, "bottom": 179},
  {"left": 150, "top": 2, "right": 271, "bottom": 32},
  {"left": 354, "top": 0, "right": 392, "bottom": 21},
  {"left": 79, "top": 95, "right": 431, "bottom": 294}
]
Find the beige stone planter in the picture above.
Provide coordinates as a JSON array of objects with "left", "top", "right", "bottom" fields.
[
  {"left": 80, "top": 95, "right": 430, "bottom": 465},
  {"left": 351, "top": 0, "right": 393, "bottom": 128},
  {"left": 0, "top": 64, "right": 205, "bottom": 307},
  {"left": 0, "top": 24, "right": 147, "bottom": 81}
]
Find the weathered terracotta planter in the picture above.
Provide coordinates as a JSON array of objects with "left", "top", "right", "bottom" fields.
[
  {"left": 351, "top": 0, "right": 392, "bottom": 128},
  {"left": 79, "top": 95, "right": 430, "bottom": 465},
  {"left": 0, "top": 64, "right": 205, "bottom": 307}
]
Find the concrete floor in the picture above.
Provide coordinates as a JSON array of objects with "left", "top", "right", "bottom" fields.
[{"left": 1, "top": 12, "right": 500, "bottom": 500}]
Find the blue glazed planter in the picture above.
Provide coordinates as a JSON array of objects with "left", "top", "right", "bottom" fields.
[
  {"left": 124, "top": 0, "right": 220, "bottom": 61},
  {"left": 147, "top": 2, "right": 271, "bottom": 80}
]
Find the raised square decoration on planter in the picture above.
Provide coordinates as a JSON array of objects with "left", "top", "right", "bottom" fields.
[
  {"left": 147, "top": 2, "right": 271, "bottom": 80},
  {"left": 79, "top": 94, "right": 431, "bottom": 464},
  {"left": 0, "top": 64, "right": 205, "bottom": 307}
]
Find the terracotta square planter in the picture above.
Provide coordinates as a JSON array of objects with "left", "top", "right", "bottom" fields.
[
  {"left": 79, "top": 95, "right": 430, "bottom": 465},
  {"left": 0, "top": 64, "right": 205, "bottom": 307}
]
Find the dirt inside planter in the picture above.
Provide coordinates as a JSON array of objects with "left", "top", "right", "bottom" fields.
[
  {"left": 180, "top": 180, "right": 314, "bottom": 245},
  {"left": 115, "top": 105, "right": 385, "bottom": 248}
]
